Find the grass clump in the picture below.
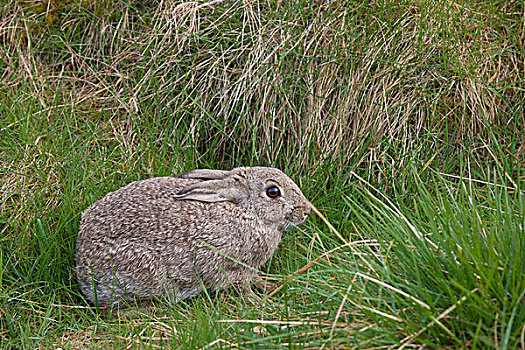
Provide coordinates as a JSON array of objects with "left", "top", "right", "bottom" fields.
[
  {"left": 2, "top": 0, "right": 523, "bottom": 172},
  {"left": 1, "top": 0, "right": 524, "bottom": 348},
  {"left": 341, "top": 172, "right": 524, "bottom": 348}
]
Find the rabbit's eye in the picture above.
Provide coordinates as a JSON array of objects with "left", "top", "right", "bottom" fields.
[{"left": 266, "top": 186, "right": 281, "bottom": 199}]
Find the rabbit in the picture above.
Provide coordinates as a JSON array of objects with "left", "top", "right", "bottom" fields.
[{"left": 75, "top": 166, "right": 311, "bottom": 306}]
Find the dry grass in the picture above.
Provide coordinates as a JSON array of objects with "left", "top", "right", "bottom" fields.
[{"left": 2, "top": 0, "right": 523, "bottom": 174}]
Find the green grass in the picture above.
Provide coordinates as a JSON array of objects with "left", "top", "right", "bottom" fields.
[{"left": 1, "top": 0, "right": 524, "bottom": 348}]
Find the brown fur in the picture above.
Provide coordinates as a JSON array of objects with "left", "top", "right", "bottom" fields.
[{"left": 75, "top": 167, "right": 310, "bottom": 305}]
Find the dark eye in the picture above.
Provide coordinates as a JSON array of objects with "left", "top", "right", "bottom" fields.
[{"left": 266, "top": 186, "right": 281, "bottom": 199}]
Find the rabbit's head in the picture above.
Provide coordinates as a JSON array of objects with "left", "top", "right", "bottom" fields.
[{"left": 177, "top": 167, "right": 310, "bottom": 229}]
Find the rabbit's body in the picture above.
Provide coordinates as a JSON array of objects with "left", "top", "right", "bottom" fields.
[{"left": 75, "top": 167, "right": 310, "bottom": 305}]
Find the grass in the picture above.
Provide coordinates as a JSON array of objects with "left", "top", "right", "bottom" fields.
[{"left": 1, "top": 0, "right": 524, "bottom": 348}]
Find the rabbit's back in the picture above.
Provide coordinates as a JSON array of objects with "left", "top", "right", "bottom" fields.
[{"left": 78, "top": 177, "right": 204, "bottom": 242}]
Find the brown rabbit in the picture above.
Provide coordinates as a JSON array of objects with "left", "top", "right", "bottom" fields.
[{"left": 75, "top": 167, "right": 310, "bottom": 305}]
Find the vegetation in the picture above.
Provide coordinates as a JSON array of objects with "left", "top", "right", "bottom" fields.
[{"left": 1, "top": 0, "right": 523, "bottom": 348}]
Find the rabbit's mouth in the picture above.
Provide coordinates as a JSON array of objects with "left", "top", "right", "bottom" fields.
[
  {"left": 283, "top": 217, "right": 306, "bottom": 229},
  {"left": 284, "top": 209, "right": 310, "bottom": 228}
]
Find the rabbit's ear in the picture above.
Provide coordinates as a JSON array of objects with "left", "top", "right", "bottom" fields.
[
  {"left": 178, "top": 169, "right": 229, "bottom": 180},
  {"left": 174, "top": 179, "right": 245, "bottom": 203}
]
